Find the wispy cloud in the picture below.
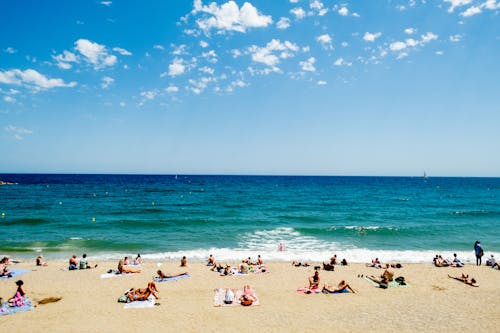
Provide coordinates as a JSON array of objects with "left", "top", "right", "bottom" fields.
[
  {"left": 4, "top": 124, "right": 33, "bottom": 140},
  {"left": 0, "top": 69, "right": 76, "bottom": 90}
]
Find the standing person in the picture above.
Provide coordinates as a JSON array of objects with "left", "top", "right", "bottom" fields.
[{"left": 474, "top": 241, "right": 484, "bottom": 266}]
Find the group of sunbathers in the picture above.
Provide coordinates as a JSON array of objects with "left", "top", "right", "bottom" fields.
[
  {"left": 433, "top": 254, "right": 464, "bottom": 267},
  {"left": 68, "top": 254, "right": 98, "bottom": 270},
  {"left": 223, "top": 284, "right": 257, "bottom": 305},
  {"left": 208, "top": 255, "right": 267, "bottom": 275},
  {"left": 306, "top": 270, "right": 356, "bottom": 293}
]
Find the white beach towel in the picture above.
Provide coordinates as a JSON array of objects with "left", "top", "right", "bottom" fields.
[
  {"left": 213, "top": 288, "right": 260, "bottom": 307},
  {"left": 123, "top": 296, "right": 156, "bottom": 309},
  {"left": 100, "top": 272, "right": 132, "bottom": 279}
]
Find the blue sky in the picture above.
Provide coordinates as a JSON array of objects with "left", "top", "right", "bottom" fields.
[{"left": 0, "top": 0, "right": 499, "bottom": 176}]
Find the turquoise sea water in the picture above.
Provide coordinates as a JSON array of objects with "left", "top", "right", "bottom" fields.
[{"left": 0, "top": 174, "right": 499, "bottom": 262}]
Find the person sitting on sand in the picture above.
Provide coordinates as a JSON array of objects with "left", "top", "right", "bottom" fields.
[
  {"left": 341, "top": 258, "right": 348, "bottom": 266},
  {"left": 239, "top": 261, "right": 249, "bottom": 274},
  {"left": 486, "top": 255, "right": 495, "bottom": 267},
  {"left": 180, "top": 256, "right": 187, "bottom": 267},
  {"left": 207, "top": 255, "right": 216, "bottom": 266},
  {"left": 243, "top": 284, "right": 256, "bottom": 300},
  {"left": 222, "top": 264, "right": 233, "bottom": 276},
  {"left": 448, "top": 274, "right": 478, "bottom": 287},
  {"left": 123, "top": 256, "right": 130, "bottom": 265},
  {"left": 368, "top": 258, "right": 382, "bottom": 268},
  {"left": 451, "top": 253, "right": 464, "bottom": 267},
  {"left": 381, "top": 264, "right": 394, "bottom": 281},
  {"left": 127, "top": 281, "right": 159, "bottom": 302},
  {"left": 79, "top": 254, "right": 97, "bottom": 269},
  {"left": 36, "top": 255, "right": 48, "bottom": 267},
  {"left": 211, "top": 263, "right": 223, "bottom": 272},
  {"left": 435, "top": 255, "right": 450, "bottom": 267},
  {"left": 8, "top": 280, "right": 26, "bottom": 307},
  {"left": 322, "top": 280, "right": 356, "bottom": 293},
  {"left": 133, "top": 254, "right": 142, "bottom": 265},
  {"left": 239, "top": 294, "right": 254, "bottom": 306},
  {"left": 118, "top": 259, "right": 140, "bottom": 274},
  {"left": 323, "top": 262, "right": 334, "bottom": 271},
  {"left": 309, "top": 271, "right": 320, "bottom": 289},
  {"left": 330, "top": 255, "right": 337, "bottom": 265},
  {"left": 0, "top": 258, "right": 12, "bottom": 277},
  {"left": 156, "top": 270, "right": 188, "bottom": 279},
  {"left": 256, "top": 255, "right": 263, "bottom": 265},
  {"left": 69, "top": 255, "right": 78, "bottom": 270}
]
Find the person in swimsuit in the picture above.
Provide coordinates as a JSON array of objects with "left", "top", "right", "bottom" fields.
[
  {"left": 127, "top": 281, "right": 159, "bottom": 302},
  {"left": 69, "top": 255, "right": 78, "bottom": 270},
  {"left": 133, "top": 254, "right": 142, "bottom": 265},
  {"left": 448, "top": 274, "right": 478, "bottom": 287},
  {"left": 156, "top": 270, "right": 188, "bottom": 279},
  {"left": 8, "top": 280, "right": 26, "bottom": 307},
  {"left": 207, "top": 255, "right": 216, "bottom": 266},
  {"left": 118, "top": 259, "right": 141, "bottom": 274},
  {"left": 322, "top": 280, "right": 356, "bottom": 293},
  {"left": 180, "top": 256, "right": 187, "bottom": 267},
  {"left": 309, "top": 271, "right": 320, "bottom": 289},
  {"left": 36, "top": 255, "right": 48, "bottom": 266}
]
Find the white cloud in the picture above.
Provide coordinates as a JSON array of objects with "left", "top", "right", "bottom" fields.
[
  {"left": 435, "top": 51, "right": 444, "bottom": 55},
  {"left": 101, "top": 76, "right": 114, "bottom": 89},
  {"left": 4, "top": 47, "right": 17, "bottom": 54},
  {"left": 153, "top": 45, "right": 165, "bottom": 50},
  {"left": 140, "top": 89, "right": 159, "bottom": 100},
  {"left": 483, "top": 0, "right": 500, "bottom": 10},
  {"left": 166, "top": 86, "right": 179, "bottom": 93},
  {"left": 290, "top": 7, "right": 306, "bottom": 19},
  {"left": 338, "top": 7, "right": 349, "bottom": 16},
  {"left": 341, "top": 41, "right": 348, "bottom": 47},
  {"left": 119, "top": 102, "right": 126, "bottom": 107},
  {"left": 363, "top": 32, "right": 382, "bottom": 42},
  {"left": 390, "top": 41, "right": 407, "bottom": 51},
  {"left": 74, "top": 39, "right": 117, "bottom": 69},
  {"left": 172, "top": 44, "right": 188, "bottom": 55},
  {"left": 404, "top": 28, "right": 415, "bottom": 35},
  {"left": 248, "top": 39, "right": 299, "bottom": 69},
  {"left": 5, "top": 125, "right": 32, "bottom": 140},
  {"left": 200, "top": 41, "right": 209, "bottom": 48},
  {"left": 444, "top": 0, "right": 472, "bottom": 12},
  {"left": 449, "top": 34, "right": 463, "bottom": 42},
  {"left": 199, "top": 66, "right": 215, "bottom": 74},
  {"left": 52, "top": 50, "right": 78, "bottom": 69},
  {"left": 168, "top": 58, "right": 186, "bottom": 76},
  {"left": 276, "top": 17, "right": 291, "bottom": 29},
  {"left": 317, "top": 80, "right": 327, "bottom": 85},
  {"left": 193, "top": 1, "right": 272, "bottom": 34},
  {"left": 334, "top": 58, "right": 352, "bottom": 66},
  {"left": 201, "top": 50, "right": 218, "bottom": 63},
  {"left": 0, "top": 68, "right": 76, "bottom": 90},
  {"left": 310, "top": 1, "right": 328, "bottom": 16},
  {"left": 461, "top": 6, "right": 481, "bottom": 16},
  {"left": 405, "top": 38, "right": 418, "bottom": 47},
  {"left": 3, "top": 96, "right": 16, "bottom": 103},
  {"left": 112, "top": 47, "right": 132, "bottom": 56},
  {"left": 316, "top": 34, "right": 333, "bottom": 49},
  {"left": 300, "top": 57, "right": 316, "bottom": 72},
  {"left": 421, "top": 32, "right": 438, "bottom": 43},
  {"left": 289, "top": 0, "right": 299, "bottom": 3},
  {"left": 100, "top": 1, "right": 112, "bottom": 6}
]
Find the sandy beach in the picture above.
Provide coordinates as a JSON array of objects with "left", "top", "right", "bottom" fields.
[{"left": 1, "top": 260, "right": 499, "bottom": 332}]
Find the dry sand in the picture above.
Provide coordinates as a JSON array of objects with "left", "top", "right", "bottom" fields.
[{"left": 1, "top": 260, "right": 499, "bottom": 332}]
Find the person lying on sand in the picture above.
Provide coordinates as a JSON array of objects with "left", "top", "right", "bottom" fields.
[
  {"left": 381, "top": 264, "right": 394, "bottom": 281},
  {"left": 156, "top": 270, "right": 188, "bottom": 279},
  {"left": 434, "top": 255, "right": 450, "bottom": 267},
  {"left": 243, "top": 284, "right": 257, "bottom": 301},
  {"left": 291, "top": 261, "right": 310, "bottom": 267},
  {"left": 448, "top": 274, "right": 478, "bottom": 287},
  {"left": 126, "top": 281, "right": 159, "bottom": 302},
  {"left": 367, "top": 258, "right": 382, "bottom": 268},
  {"left": 309, "top": 271, "right": 320, "bottom": 289},
  {"left": 322, "top": 280, "right": 356, "bottom": 293},
  {"left": 118, "top": 259, "right": 140, "bottom": 274}
]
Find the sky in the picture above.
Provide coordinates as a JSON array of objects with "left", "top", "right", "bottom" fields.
[{"left": 0, "top": 0, "right": 499, "bottom": 176}]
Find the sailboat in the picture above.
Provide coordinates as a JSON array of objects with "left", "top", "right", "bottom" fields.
[{"left": 423, "top": 171, "right": 428, "bottom": 179}]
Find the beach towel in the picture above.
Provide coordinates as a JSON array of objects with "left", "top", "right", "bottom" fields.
[
  {"left": 0, "top": 269, "right": 29, "bottom": 279},
  {"left": 296, "top": 286, "right": 321, "bottom": 294},
  {"left": 0, "top": 299, "right": 33, "bottom": 316},
  {"left": 321, "top": 289, "right": 350, "bottom": 294},
  {"left": 123, "top": 296, "right": 157, "bottom": 309},
  {"left": 364, "top": 277, "right": 408, "bottom": 288},
  {"left": 153, "top": 274, "right": 190, "bottom": 282},
  {"left": 213, "top": 288, "right": 260, "bottom": 307},
  {"left": 100, "top": 272, "right": 132, "bottom": 279}
]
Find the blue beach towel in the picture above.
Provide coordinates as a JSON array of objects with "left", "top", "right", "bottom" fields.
[
  {"left": 322, "top": 289, "right": 350, "bottom": 294},
  {"left": 153, "top": 274, "right": 190, "bottom": 282},
  {"left": 0, "top": 299, "right": 33, "bottom": 316},
  {"left": 0, "top": 269, "right": 29, "bottom": 279}
]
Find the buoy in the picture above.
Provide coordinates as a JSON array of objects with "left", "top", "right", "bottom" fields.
[
  {"left": 92, "top": 217, "right": 96, "bottom": 223},
  {"left": 1, "top": 212, "right": 5, "bottom": 219},
  {"left": 152, "top": 201, "right": 155, "bottom": 206},
  {"left": 59, "top": 201, "right": 63, "bottom": 205}
]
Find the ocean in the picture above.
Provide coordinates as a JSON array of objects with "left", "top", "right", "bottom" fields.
[{"left": 0, "top": 174, "right": 499, "bottom": 263}]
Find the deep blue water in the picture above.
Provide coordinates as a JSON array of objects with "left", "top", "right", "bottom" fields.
[{"left": 0, "top": 174, "right": 499, "bottom": 262}]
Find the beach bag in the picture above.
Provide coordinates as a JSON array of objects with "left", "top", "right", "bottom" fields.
[
  {"left": 379, "top": 283, "right": 388, "bottom": 289},
  {"left": 395, "top": 276, "right": 406, "bottom": 285}
]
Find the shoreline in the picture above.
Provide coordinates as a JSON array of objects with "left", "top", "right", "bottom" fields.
[{"left": 1, "top": 261, "right": 498, "bottom": 332}]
